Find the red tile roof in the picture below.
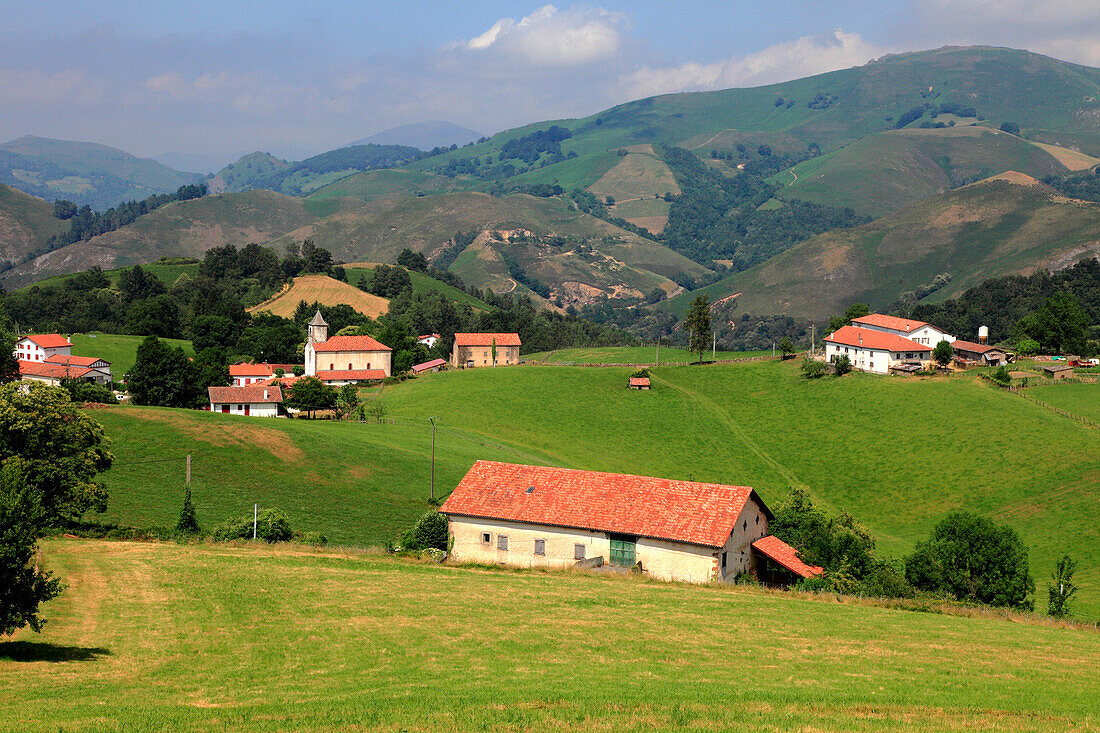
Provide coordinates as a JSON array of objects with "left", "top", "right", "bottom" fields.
[
  {"left": 418, "top": 333, "right": 441, "bottom": 340},
  {"left": 950, "top": 339, "right": 995, "bottom": 354},
  {"left": 260, "top": 375, "right": 302, "bottom": 387},
  {"left": 19, "top": 360, "right": 94, "bottom": 379},
  {"left": 208, "top": 385, "right": 283, "bottom": 404},
  {"left": 453, "top": 333, "right": 522, "bottom": 347},
  {"left": 825, "top": 325, "right": 930, "bottom": 352},
  {"left": 411, "top": 358, "right": 447, "bottom": 373},
  {"left": 851, "top": 314, "right": 929, "bottom": 333},
  {"left": 46, "top": 354, "right": 108, "bottom": 367},
  {"left": 629, "top": 377, "right": 651, "bottom": 387},
  {"left": 315, "top": 369, "right": 386, "bottom": 382},
  {"left": 441, "top": 461, "right": 768, "bottom": 548},
  {"left": 313, "top": 335, "right": 391, "bottom": 352},
  {"left": 228, "top": 363, "right": 297, "bottom": 377},
  {"left": 20, "top": 333, "right": 73, "bottom": 348},
  {"left": 752, "top": 535, "right": 824, "bottom": 578}
]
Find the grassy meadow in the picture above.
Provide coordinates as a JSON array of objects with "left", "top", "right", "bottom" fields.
[
  {"left": 88, "top": 358, "right": 1100, "bottom": 619},
  {"left": 1025, "top": 381, "right": 1100, "bottom": 423},
  {"left": 523, "top": 346, "right": 772, "bottom": 363},
  {"left": 1, "top": 539, "right": 1096, "bottom": 732},
  {"left": 70, "top": 332, "right": 194, "bottom": 378}
]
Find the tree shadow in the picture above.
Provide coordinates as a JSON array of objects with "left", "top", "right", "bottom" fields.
[{"left": 0, "top": 641, "right": 111, "bottom": 662}]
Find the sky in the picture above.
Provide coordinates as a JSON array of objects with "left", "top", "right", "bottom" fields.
[{"left": 2, "top": 0, "right": 1098, "bottom": 170}]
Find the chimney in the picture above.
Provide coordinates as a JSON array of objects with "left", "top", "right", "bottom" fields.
[{"left": 263, "top": 389, "right": 269, "bottom": 400}]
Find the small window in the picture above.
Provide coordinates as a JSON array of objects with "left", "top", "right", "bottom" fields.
[
  {"left": 755, "top": 515, "right": 759, "bottom": 525},
  {"left": 743, "top": 519, "right": 747, "bottom": 531},
  {"left": 348, "top": 363, "right": 352, "bottom": 370},
  {"left": 481, "top": 532, "right": 490, "bottom": 544},
  {"left": 497, "top": 535, "right": 509, "bottom": 551},
  {"left": 534, "top": 539, "right": 545, "bottom": 556},
  {"left": 574, "top": 544, "right": 586, "bottom": 560},
  {"left": 722, "top": 552, "right": 727, "bottom": 570}
]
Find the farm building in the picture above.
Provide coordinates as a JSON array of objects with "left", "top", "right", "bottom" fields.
[
  {"left": 417, "top": 334, "right": 441, "bottom": 349},
  {"left": 303, "top": 310, "right": 392, "bottom": 380},
  {"left": 851, "top": 314, "right": 955, "bottom": 346},
  {"left": 440, "top": 461, "right": 821, "bottom": 585},
  {"left": 451, "top": 333, "right": 522, "bottom": 368},
  {"left": 229, "top": 362, "right": 297, "bottom": 386},
  {"left": 824, "top": 325, "right": 931, "bottom": 375},
  {"left": 629, "top": 376, "right": 651, "bottom": 390},
  {"left": 1041, "top": 364, "right": 1073, "bottom": 380},
  {"left": 208, "top": 385, "right": 283, "bottom": 417},
  {"left": 412, "top": 358, "right": 446, "bottom": 374},
  {"left": 951, "top": 340, "right": 1011, "bottom": 367},
  {"left": 18, "top": 358, "right": 112, "bottom": 386},
  {"left": 14, "top": 333, "right": 73, "bottom": 362}
]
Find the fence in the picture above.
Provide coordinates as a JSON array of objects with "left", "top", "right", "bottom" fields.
[{"left": 978, "top": 373, "right": 1099, "bottom": 429}]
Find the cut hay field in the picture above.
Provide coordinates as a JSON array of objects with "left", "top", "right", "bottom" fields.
[
  {"left": 70, "top": 332, "right": 194, "bottom": 378},
  {"left": 2, "top": 540, "right": 1097, "bottom": 732},
  {"left": 248, "top": 273, "right": 389, "bottom": 319},
  {"left": 91, "top": 360, "right": 1100, "bottom": 618}
]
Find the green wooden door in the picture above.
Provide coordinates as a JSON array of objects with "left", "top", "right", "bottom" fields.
[{"left": 609, "top": 534, "right": 636, "bottom": 567}]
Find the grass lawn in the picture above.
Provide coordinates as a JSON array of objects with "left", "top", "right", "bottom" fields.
[
  {"left": 1, "top": 539, "right": 1096, "bottom": 732},
  {"left": 70, "top": 332, "right": 194, "bottom": 378},
  {"left": 1024, "top": 382, "right": 1100, "bottom": 423},
  {"left": 524, "top": 346, "right": 774, "bottom": 364}
]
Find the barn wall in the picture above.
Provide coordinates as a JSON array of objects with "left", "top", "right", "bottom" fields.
[{"left": 451, "top": 345, "right": 520, "bottom": 368}]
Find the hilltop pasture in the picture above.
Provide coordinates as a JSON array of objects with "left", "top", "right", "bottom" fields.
[
  {"left": 89, "top": 358, "right": 1100, "bottom": 618},
  {"left": 1, "top": 539, "right": 1097, "bottom": 731},
  {"left": 247, "top": 273, "right": 390, "bottom": 319}
]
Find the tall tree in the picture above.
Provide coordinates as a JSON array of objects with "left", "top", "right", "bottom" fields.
[
  {"left": 0, "top": 307, "right": 19, "bottom": 384},
  {"left": 127, "top": 336, "right": 202, "bottom": 408},
  {"left": 683, "top": 294, "right": 712, "bottom": 364},
  {"left": 0, "top": 463, "right": 63, "bottom": 635},
  {"left": 1047, "top": 554, "right": 1078, "bottom": 619},
  {"left": 284, "top": 377, "right": 337, "bottom": 419}
]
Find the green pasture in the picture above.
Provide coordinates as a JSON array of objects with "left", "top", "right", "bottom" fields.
[
  {"left": 18, "top": 260, "right": 199, "bottom": 292},
  {"left": 1025, "top": 381, "right": 1100, "bottom": 423},
  {"left": 344, "top": 264, "right": 491, "bottom": 310},
  {"left": 523, "top": 346, "right": 772, "bottom": 363},
  {"left": 1, "top": 540, "right": 1096, "bottom": 732},
  {"left": 70, "top": 332, "right": 194, "bottom": 378}
]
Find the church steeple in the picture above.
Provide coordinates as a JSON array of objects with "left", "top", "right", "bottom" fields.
[{"left": 308, "top": 310, "right": 328, "bottom": 344}]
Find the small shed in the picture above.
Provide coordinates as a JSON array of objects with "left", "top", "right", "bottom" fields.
[
  {"left": 1041, "top": 364, "right": 1073, "bottom": 380},
  {"left": 628, "top": 376, "right": 651, "bottom": 390},
  {"left": 412, "top": 358, "right": 446, "bottom": 374}
]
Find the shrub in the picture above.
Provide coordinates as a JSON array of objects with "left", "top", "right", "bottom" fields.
[
  {"left": 212, "top": 508, "right": 294, "bottom": 543},
  {"left": 175, "top": 487, "right": 200, "bottom": 534},
  {"left": 59, "top": 379, "right": 116, "bottom": 404},
  {"left": 1016, "top": 338, "right": 1039, "bottom": 356},
  {"left": 800, "top": 358, "right": 826, "bottom": 379},
  {"left": 796, "top": 576, "right": 830, "bottom": 592},
  {"left": 412, "top": 511, "right": 449, "bottom": 551},
  {"left": 630, "top": 367, "right": 650, "bottom": 379},
  {"left": 298, "top": 531, "right": 328, "bottom": 547},
  {"left": 990, "top": 365, "right": 1012, "bottom": 386},
  {"left": 858, "top": 561, "right": 915, "bottom": 598},
  {"left": 833, "top": 354, "right": 852, "bottom": 376}
]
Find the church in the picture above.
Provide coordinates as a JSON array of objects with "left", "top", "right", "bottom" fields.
[{"left": 303, "top": 311, "right": 392, "bottom": 385}]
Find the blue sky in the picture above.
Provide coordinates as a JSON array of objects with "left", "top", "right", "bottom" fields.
[{"left": 2, "top": 1, "right": 1097, "bottom": 168}]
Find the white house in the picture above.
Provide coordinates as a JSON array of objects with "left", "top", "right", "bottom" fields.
[
  {"left": 441, "top": 461, "right": 822, "bottom": 585},
  {"left": 208, "top": 385, "right": 283, "bottom": 417},
  {"left": 850, "top": 314, "right": 955, "bottom": 346},
  {"left": 417, "top": 333, "right": 441, "bottom": 349},
  {"left": 19, "top": 358, "right": 112, "bottom": 386},
  {"left": 824, "top": 325, "right": 932, "bottom": 375},
  {"left": 303, "top": 310, "right": 392, "bottom": 380},
  {"left": 229, "top": 362, "right": 297, "bottom": 386},
  {"left": 14, "top": 334, "right": 73, "bottom": 362}
]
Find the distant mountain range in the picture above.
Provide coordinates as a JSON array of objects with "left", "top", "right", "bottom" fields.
[
  {"left": 346, "top": 121, "right": 483, "bottom": 150},
  {"left": 2, "top": 46, "right": 1099, "bottom": 324}
]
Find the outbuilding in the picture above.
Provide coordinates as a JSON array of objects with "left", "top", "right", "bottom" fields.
[
  {"left": 451, "top": 333, "right": 521, "bottom": 368},
  {"left": 1041, "top": 364, "right": 1073, "bottom": 380},
  {"left": 440, "top": 461, "right": 821, "bottom": 585},
  {"left": 412, "top": 358, "right": 447, "bottom": 374},
  {"left": 628, "top": 376, "right": 651, "bottom": 390},
  {"left": 208, "top": 385, "right": 284, "bottom": 417}
]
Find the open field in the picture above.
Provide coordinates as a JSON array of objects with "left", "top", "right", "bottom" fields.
[
  {"left": 248, "top": 273, "right": 389, "bottom": 319},
  {"left": 524, "top": 346, "right": 772, "bottom": 364},
  {"left": 586, "top": 148, "right": 680, "bottom": 203},
  {"left": 1025, "top": 382, "right": 1100, "bottom": 422},
  {"left": 343, "top": 263, "right": 492, "bottom": 310},
  {"left": 17, "top": 259, "right": 199, "bottom": 292},
  {"left": 70, "top": 332, "right": 194, "bottom": 378},
  {"left": 91, "top": 360, "right": 1100, "bottom": 618},
  {"left": 1, "top": 539, "right": 1097, "bottom": 732}
]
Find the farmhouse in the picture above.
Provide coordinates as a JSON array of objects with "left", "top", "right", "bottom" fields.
[
  {"left": 851, "top": 314, "right": 955, "bottom": 346},
  {"left": 417, "top": 333, "right": 441, "bottom": 349},
  {"left": 451, "top": 333, "right": 521, "bottom": 368},
  {"left": 951, "top": 339, "right": 1010, "bottom": 366},
  {"left": 229, "top": 362, "right": 297, "bottom": 386},
  {"left": 824, "top": 325, "right": 931, "bottom": 375},
  {"left": 303, "top": 310, "right": 392, "bottom": 380},
  {"left": 441, "top": 461, "right": 822, "bottom": 585},
  {"left": 19, "top": 359, "right": 112, "bottom": 386},
  {"left": 208, "top": 385, "right": 283, "bottom": 417},
  {"left": 411, "top": 358, "right": 446, "bottom": 374},
  {"left": 14, "top": 333, "right": 72, "bottom": 362}
]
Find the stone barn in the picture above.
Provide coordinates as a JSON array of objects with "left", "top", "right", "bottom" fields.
[
  {"left": 440, "top": 460, "right": 821, "bottom": 585},
  {"left": 451, "top": 333, "right": 521, "bottom": 368}
]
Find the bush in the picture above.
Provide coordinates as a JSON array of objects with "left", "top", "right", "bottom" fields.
[
  {"left": 1016, "top": 338, "right": 1039, "bottom": 356},
  {"left": 990, "top": 365, "right": 1012, "bottom": 386},
  {"left": 800, "top": 358, "right": 826, "bottom": 379},
  {"left": 932, "top": 340, "right": 954, "bottom": 367},
  {"left": 858, "top": 561, "right": 915, "bottom": 598},
  {"left": 833, "top": 354, "right": 851, "bottom": 376},
  {"left": 59, "top": 379, "right": 117, "bottom": 404},
  {"left": 298, "top": 531, "right": 328, "bottom": 547},
  {"left": 630, "top": 367, "right": 650, "bottom": 379},
  {"left": 796, "top": 576, "right": 830, "bottom": 592},
  {"left": 412, "top": 511, "right": 449, "bottom": 551},
  {"left": 175, "top": 487, "right": 199, "bottom": 534},
  {"left": 212, "top": 508, "right": 294, "bottom": 543}
]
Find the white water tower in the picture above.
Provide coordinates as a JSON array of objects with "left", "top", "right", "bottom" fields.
[{"left": 978, "top": 325, "right": 989, "bottom": 344}]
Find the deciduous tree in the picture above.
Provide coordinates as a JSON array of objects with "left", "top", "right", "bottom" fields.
[
  {"left": 0, "top": 464, "right": 63, "bottom": 635},
  {"left": 683, "top": 294, "right": 712, "bottom": 364}
]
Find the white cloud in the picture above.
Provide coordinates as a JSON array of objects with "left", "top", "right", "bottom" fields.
[
  {"left": 622, "top": 30, "right": 888, "bottom": 98},
  {"left": 463, "top": 4, "right": 622, "bottom": 66}
]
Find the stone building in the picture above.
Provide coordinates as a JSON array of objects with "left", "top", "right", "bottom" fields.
[
  {"left": 303, "top": 310, "right": 392, "bottom": 381},
  {"left": 450, "top": 333, "right": 521, "bottom": 368}
]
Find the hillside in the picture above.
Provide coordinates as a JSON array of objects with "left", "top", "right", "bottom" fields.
[
  {"left": 0, "top": 183, "right": 65, "bottom": 267},
  {"left": 70, "top": 332, "right": 194, "bottom": 377},
  {"left": 343, "top": 263, "right": 492, "bottom": 310},
  {"left": 89, "top": 360, "right": 1100, "bottom": 617},
  {"left": 0, "top": 136, "right": 198, "bottom": 209},
  {"left": 4, "top": 539, "right": 1097, "bottom": 731},
  {"left": 206, "top": 152, "right": 290, "bottom": 193},
  {"left": 347, "top": 120, "right": 483, "bottom": 149},
  {"left": 248, "top": 274, "right": 389, "bottom": 319},
  {"left": 0, "top": 190, "right": 324, "bottom": 288},
  {"left": 668, "top": 177, "right": 1100, "bottom": 320},
  {"left": 777, "top": 125, "right": 1072, "bottom": 217},
  {"left": 308, "top": 168, "right": 480, "bottom": 202}
]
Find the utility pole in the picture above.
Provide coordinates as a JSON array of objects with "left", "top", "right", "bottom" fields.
[
  {"left": 712, "top": 333, "right": 716, "bottom": 362},
  {"left": 810, "top": 323, "right": 816, "bottom": 355},
  {"left": 253, "top": 504, "right": 257, "bottom": 540},
  {"left": 655, "top": 337, "right": 660, "bottom": 366},
  {"left": 428, "top": 416, "right": 439, "bottom": 502},
  {"left": 186, "top": 454, "right": 191, "bottom": 487}
]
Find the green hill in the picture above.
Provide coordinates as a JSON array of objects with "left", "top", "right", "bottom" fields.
[
  {"left": 90, "top": 359, "right": 1100, "bottom": 618},
  {"left": 308, "top": 168, "right": 480, "bottom": 202},
  {"left": 0, "top": 183, "right": 65, "bottom": 266},
  {"left": 343, "top": 263, "right": 492, "bottom": 310},
  {"left": 0, "top": 190, "right": 323, "bottom": 289},
  {"left": 206, "top": 152, "right": 290, "bottom": 193},
  {"left": 0, "top": 135, "right": 198, "bottom": 210},
  {"left": 667, "top": 176, "right": 1100, "bottom": 320},
  {"left": 70, "top": 332, "right": 194, "bottom": 377},
  {"left": 777, "top": 126, "right": 1071, "bottom": 217},
  {"left": 5, "top": 538, "right": 1097, "bottom": 730}
]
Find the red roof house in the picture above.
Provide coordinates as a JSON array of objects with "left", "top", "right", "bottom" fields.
[
  {"left": 208, "top": 385, "right": 283, "bottom": 417},
  {"left": 312, "top": 335, "right": 391, "bottom": 353},
  {"left": 751, "top": 535, "right": 824, "bottom": 579},
  {"left": 450, "top": 333, "right": 522, "bottom": 368}
]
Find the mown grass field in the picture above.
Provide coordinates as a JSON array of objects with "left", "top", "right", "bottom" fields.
[
  {"left": 247, "top": 273, "right": 390, "bottom": 319},
  {"left": 70, "top": 332, "right": 194, "bottom": 378},
  {"left": 1, "top": 539, "right": 1096, "bottom": 732},
  {"left": 524, "top": 346, "right": 772, "bottom": 364},
  {"left": 90, "top": 359, "right": 1100, "bottom": 618}
]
